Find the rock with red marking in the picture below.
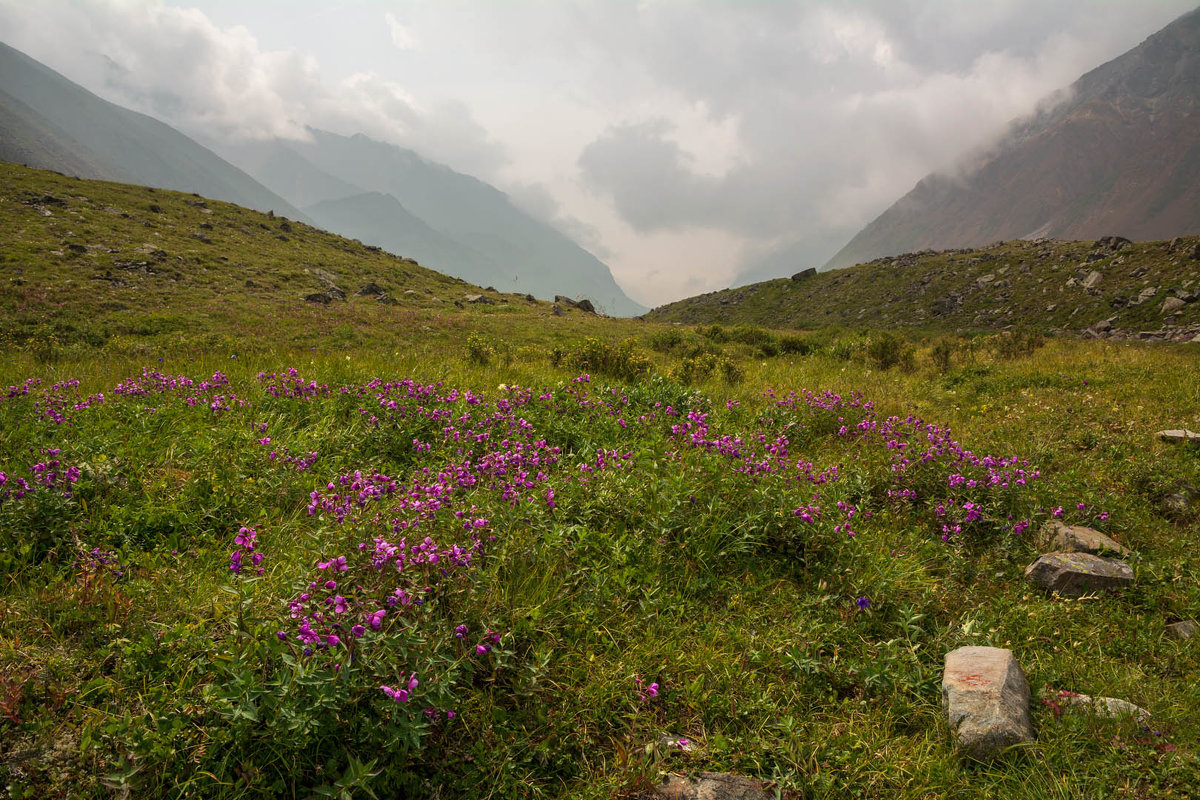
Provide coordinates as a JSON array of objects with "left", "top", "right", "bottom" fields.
[{"left": 942, "top": 646, "right": 1035, "bottom": 760}]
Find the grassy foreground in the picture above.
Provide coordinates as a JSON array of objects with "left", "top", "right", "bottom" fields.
[{"left": 1, "top": 327, "right": 1198, "bottom": 799}]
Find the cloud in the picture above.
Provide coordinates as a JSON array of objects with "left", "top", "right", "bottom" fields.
[
  {"left": 0, "top": 0, "right": 1193, "bottom": 305},
  {"left": 383, "top": 12, "right": 419, "bottom": 51},
  {"left": 0, "top": 0, "right": 504, "bottom": 176}
]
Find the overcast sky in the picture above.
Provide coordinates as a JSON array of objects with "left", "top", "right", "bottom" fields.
[{"left": 1, "top": 0, "right": 1194, "bottom": 305}]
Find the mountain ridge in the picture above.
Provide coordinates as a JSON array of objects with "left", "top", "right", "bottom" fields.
[
  {"left": 0, "top": 40, "right": 310, "bottom": 223},
  {"left": 825, "top": 7, "right": 1200, "bottom": 270}
]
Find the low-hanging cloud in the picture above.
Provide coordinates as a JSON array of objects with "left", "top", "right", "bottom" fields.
[
  {"left": 0, "top": 0, "right": 507, "bottom": 177},
  {"left": 0, "top": 0, "right": 1193, "bottom": 305}
]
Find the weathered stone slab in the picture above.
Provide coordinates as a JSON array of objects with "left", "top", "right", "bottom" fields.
[
  {"left": 656, "top": 773, "right": 770, "bottom": 800},
  {"left": 1056, "top": 691, "right": 1151, "bottom": 723},
  {"left": 1025, "top": 552, "right": 1134, "bottom": 596},
  {"left": 1039, "top": 521, "right": 1131, "bottom": 556},
  {"left": 1157, "top": 429, "right": 1200, "bottom": 445},
  {"left": 1167, "top": 620, "right": 1198, "bottom": 639},
  {"left": 942, "top": 646, "right": 1035, "bottom": 760}
]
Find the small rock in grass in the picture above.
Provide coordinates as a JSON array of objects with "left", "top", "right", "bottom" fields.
[
  {"left": 655, "top": 773, "right": 770, "bottom": 800},
  {"left": 1157, "top": 429, "right": 1200, "bottom": 445},
  {"left": 1039, "top": 521, "right": 1131, "bottom": 556},
  {"left": 942, "top": 646, "right": 1035, "bottom": 760},
  {"left": 1167, "top": 620, "right": 1198, "bottom": 639},
  {"left": 1054, "top": 691, "right": 1151, "bottom": 724},
  {"left": 1025, "top": 552, "right": 1133, "bottom": 596},
  {"left": 656, "top": 732, "right": 698, "bottom": 753}
]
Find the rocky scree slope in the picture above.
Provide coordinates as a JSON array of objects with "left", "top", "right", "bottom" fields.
[{"left": 647, "top": 236, "right": 1200, "bottom": 341}]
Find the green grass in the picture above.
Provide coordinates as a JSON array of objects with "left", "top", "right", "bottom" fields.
[
  {"left": 1, "top": 335, "right": 1197, "bottom": 799},
  {"left": 1, "top": 165, "right": 1199, "bottom": 799}
]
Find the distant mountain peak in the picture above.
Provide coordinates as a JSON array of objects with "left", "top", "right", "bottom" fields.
[{"left": 826, "top": 7, "right": 1200, "bottom": 270}]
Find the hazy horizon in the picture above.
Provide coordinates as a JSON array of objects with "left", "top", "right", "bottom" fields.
[{"left": 1, "top": 0, "right": 1193, "bottom": 306}]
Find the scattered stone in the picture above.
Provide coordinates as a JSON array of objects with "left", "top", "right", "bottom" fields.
[
  {"left": 1082, "top": 270, "right": 1103, "bottom": 290},
  {"left": 1162, "top": 297, "right": 1186, "bottom": 315},
  {"left": 404, "top": 289, "right": 419, "bottom": 296},
  {"left": 1025, "top": 552, "right": 1134, "bottom": 596},
  {"left": 942, "top": 646, "right": 1035, "bottom": 760},
  {"left": 654, "top": 773, "right": 770, "bottom": 800},
  {"left": 1046, "top": 303, "right": 1058, "bottom": 312},
  {"left": 375, "top": 293, "right": 397, "bottom": 305},
  {"left": 551, "top": 303, "right": 564, "bottom": 316},
  {"left": 356, "top": 282, "right": 385, "bottom": 296},
  {"left": 656, "top": 732, "right": 698, "bottom": 753},
  {"left": 1160, "top": 487, "right": 1196, "bottom": 519},
  {"left": 977, "top": 274, "right": 995, "bottom": 287},
  {"left": 464, "top": 293, "right": 494, "bottom": 304},
  {"left": 1130, "top": 286, "right": 1158, "bottom": 306},
  {"left": 1040, "top": 521, "right": 1130, "bottom": 557},
  {"left": 1167, "top": 620, "right": 1198, "bottom": 639},
  {"left": 1096, "top": 235, "right": 1132, "bottom": 252},
  {"left": 575, "top": 298, "right": 596, "bottom": 314},
  {"left": 1054, "top": 691, "right": 1151, "bottom": 724},
  {"left": 304, "top": 292, "right": 334, "bottom": 304},
  {"left": 1089, "top": 319, "right": 1112, "bottom": 334},
  {"left": 191, "top": 233, "right": 213, "bottom": 244},
  {"left": 791, "top": 267, "right": 817, "bottom": 281},
  {"left": 1157, "top": 429, "right": 1200, "bottom": 445},
  {"left": 524, "top": 293, "right": 536, "bottom": 302}
]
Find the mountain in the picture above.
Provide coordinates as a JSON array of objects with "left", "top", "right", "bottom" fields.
[
  {"left": 827, "top": 8, "right": 1200, "bottom": 270},
  {"left": 304, "top": 191, "right": 501, "bottom": 286},
  {"left": 217, "top": 131, "right": 647, "bottom": 316},
  {"left": 0, "top": 41, "right": 308, "bottom": 222}
]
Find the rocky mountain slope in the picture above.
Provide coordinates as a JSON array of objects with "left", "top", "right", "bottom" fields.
[
  {"left": 826, "top": 7, "right": 1200, "bottom": 270},
  {"left": 647, "top": 235, "right": 1200, "bottom": 342},
  {"left": 0, "top": 41, "right": 308, "bottom": 222}
]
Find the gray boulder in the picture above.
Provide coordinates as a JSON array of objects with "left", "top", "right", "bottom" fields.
[
  {"left": 791, "top": 267, "right": 817, "bottom": 281},
  {"left": 1162, "top": 297, "right": 1186, "bottom": 315},
  {"left": 1025, "top": 552, "right": 1134, "bottom": 596},
  {"left": 1039, "top": 521, "right": 1130, "bottom": 556},
  {"left": 942, "top": 646, "right": 1035, "bottom": 760}
]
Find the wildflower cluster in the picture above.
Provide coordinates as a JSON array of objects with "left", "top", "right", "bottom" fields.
[{"left": 229, "top": 526, "right": 264, "bottom": 576}]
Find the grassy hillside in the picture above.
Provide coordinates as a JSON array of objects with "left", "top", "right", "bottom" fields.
[
  {"left": 1, "top": 165, "right": 1199, "bottom": 799},
  {"left": 648, "top": 238, "right": 1200, "bottom": 341},
  {"left": 0, "top": 162, "right": 623, "bottom": 360}
]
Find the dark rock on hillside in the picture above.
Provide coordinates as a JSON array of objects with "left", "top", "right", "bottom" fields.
[
  {"left": 1025, "top": 552, "right": 1134, "bottom": 596},
  {"left": 356, "top": 282, "right": 385, "bottom": 296},
  {"left": 791, "top": 268, "right": 817, "bottom": 281}
]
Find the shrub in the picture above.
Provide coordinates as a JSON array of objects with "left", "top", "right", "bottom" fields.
[
  {"left": 992, "top": 330, "right": 1046, "bottom": 360},
  {"left": 867, "top": 332, "right": 904, "bottom": 370},
  {"left": 465, "top": 332, "right": 495, "bottom": 365},
  {"left": 931, "top": 340, "right": 954, "bottom": 373},
  {"left": 779, "top": 334, "right": 814, "bottom": 356},
  {"left": 554, "top": 337, "right": 652, "bottom": 382}
]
